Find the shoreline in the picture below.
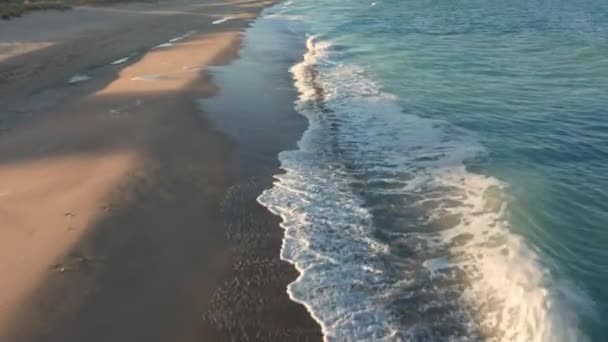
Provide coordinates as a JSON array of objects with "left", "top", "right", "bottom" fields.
[
  {"left": 0, "top": 1, "right": 321, "bottom": 340},
  {"left": 200, "top": 12, "right": 323, "bottom": 340}
]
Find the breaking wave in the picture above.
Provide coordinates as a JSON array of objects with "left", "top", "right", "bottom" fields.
[{"left": 257, "top": 35, "right": 593, "bottom": 341}]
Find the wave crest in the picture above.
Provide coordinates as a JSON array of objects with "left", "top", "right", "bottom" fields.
[{"left": 258, "top": 35, "right": 592, "bottom": 341}]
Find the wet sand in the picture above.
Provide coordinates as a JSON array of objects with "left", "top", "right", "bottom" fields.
[{"left": 0, "top": 0, "right": 321, "bottom": 341}]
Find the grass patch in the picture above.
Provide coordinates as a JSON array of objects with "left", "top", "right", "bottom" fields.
[{"left": 0, "top": 0, "right": 71, "bottom": 20}]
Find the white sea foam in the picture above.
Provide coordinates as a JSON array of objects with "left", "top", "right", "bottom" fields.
[
  {"left": 68, "top": 74, "right": 91, "bottom": 84},
  {"left": 169, "top": 30, "right": 196, "bottom": 43},
  {"left": 153, "top": 42, "right": 173, "bottom": 49},
  {"left": 110, "top": 57, "right": 130, "bottom": 65},
  {"left": 212, "top": 17, "right": 235, "bottom": 25},
  {"left": 257, "top": 35, "right": 594, "bottom": 341}
]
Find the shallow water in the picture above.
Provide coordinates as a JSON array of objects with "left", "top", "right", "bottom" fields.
[{"left": 257, "top": 0, "right": 608, "bottom": 340}]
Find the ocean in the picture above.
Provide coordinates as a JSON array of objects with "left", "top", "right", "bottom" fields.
[{"left": 255, "top": 0, "right": 608, "bottom": 340}]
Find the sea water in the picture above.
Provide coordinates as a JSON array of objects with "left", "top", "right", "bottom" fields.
[{"left": 256, "top": 0, "right": 608, "bottom": 340}]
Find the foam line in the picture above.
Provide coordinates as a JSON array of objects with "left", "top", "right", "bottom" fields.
[
  {"left": 212, "top": 17, "right": 235, "bottom": 24},
  {"left": 68, "top": 74, "right": 91, "bottom": 84},
  {"left": 257, "top": 35, "right": 593, "bottom": 341},
  {"left": 110, "top": 57, "right": 130, "bottom": 65}
]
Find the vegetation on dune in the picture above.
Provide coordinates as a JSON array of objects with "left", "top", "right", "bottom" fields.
[
  {"left": 0, "top": 0, "right": 71, "bottom": 20},
  {"left": 0, "top": 0, "right": 157, "bottom": 19}
]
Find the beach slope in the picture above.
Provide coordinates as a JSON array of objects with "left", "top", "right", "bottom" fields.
[{"left": 0, "top": 1, "right": 321, "bottom": 341}]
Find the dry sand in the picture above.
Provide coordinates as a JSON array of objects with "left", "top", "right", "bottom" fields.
[{"left": 0, "top": 1, "right": 321, "bottom": 341}]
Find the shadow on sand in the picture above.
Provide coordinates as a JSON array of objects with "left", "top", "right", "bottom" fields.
[{"left": 0, "top": 4, "right": 321, "bottom": 341}]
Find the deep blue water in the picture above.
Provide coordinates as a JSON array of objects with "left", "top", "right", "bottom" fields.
[{"left": 257, "top": 0, "right": 608, "bottom": 340}]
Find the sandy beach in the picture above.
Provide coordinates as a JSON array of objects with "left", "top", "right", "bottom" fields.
[{"left": 0, "top": 1, "right": 321, "bottom": 341}]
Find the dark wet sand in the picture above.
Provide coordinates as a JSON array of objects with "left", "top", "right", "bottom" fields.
[
  {"left": 0, "top": 0, "right": 322, "bottom": 341},
  {"left": 200, "top": 16, "right": 322, "bottom": 341}
]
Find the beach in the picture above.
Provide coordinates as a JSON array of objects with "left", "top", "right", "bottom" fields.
[
  {"left": 0, "top": 1, "right": 321, "bottom": 341},
  {"left": 4, "top": 0, "right": 607, "bottom": 340}
]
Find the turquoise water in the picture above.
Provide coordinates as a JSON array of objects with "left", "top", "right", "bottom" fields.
[{"left": 257, "top": 0, "right": 608, "bottom": 340}]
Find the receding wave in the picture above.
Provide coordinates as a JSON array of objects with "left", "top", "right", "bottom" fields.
[{"left": 257, "top": 35, "right": 593, "bottom": 341}]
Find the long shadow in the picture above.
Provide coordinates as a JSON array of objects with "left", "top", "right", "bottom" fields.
[
  {"left": 0, "top": 0, "right": 270, "bottom": 119},
  {"left": 0, "top": 90, "right": 236, "bottom": 342},
  {"left": 0, "top": 25, "right": 250, "bottom": 166}
]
